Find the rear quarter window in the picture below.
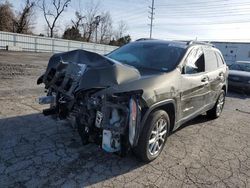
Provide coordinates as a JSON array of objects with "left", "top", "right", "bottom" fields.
[
  {"left": 204, "top": 49, "right": 218, "bottom": 71},
  {"left": 215, "top": 52, "right": 225, "bottom": 67}
]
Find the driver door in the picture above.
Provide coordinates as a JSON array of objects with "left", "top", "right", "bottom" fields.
[{"left": 180, "top": 46, "right": 210, "bottom": 119}]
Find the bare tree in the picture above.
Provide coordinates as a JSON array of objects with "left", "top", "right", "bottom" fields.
[
  {"left": 99, "top": 12, "right": 112, "bottom": 44},
  {"left": 71, "top": 11, "right": 85, "bottom": 30},
  {"left": 61, "top": 0, "right": 129, "bottom": 45},
  {"left": 62, "top": 12, "right": 83, "bottom": 41},
  {"left": 72, "top": 1, "right": 113, "bottom": 44},
  {"left": 62, "top": 26, "right": 81, "bottom": 40},
  {"left": 39, "top": 0, "right": 71, "bottom": 37},
  {"left": 0, "top": 1, "right": 15, "bottom": 32},
  {"left": 14, "top": 0, "right": 36, "bottom": 34},
  {"left": 81, "top": 1, "right": 100, "bottom": 42},
  {"left": 115, "top": 20, "right": 128, "bottom": 39}
]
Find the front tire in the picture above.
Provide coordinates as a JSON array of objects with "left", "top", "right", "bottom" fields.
[
  {"left": 133, "top": 110, "right": 170, "bottom": 162},
  {"left": 207, "top": 90, "right": 225, "bottom": 119}
]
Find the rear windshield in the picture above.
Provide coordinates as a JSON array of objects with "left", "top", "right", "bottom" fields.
[{"left": 107, "top": 42, "right": 186, "bottom": 72}]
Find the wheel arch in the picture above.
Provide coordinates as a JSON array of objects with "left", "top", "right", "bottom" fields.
[
  {"left": 222, "top": 84, "right": 227, "bottom": 94},
  {"left": 140, "top": 99, "right": 176, "bottom": 134}
]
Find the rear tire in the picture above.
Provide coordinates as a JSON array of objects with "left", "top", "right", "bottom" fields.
[
  {"left": 133, "top": 110, "right": 170, "bottom": 162},
  {"left": 207, "top": 90, "right": 225, "bottom": 119}
]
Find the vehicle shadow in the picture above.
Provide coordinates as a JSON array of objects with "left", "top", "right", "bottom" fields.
[
  {"left": 171, "top": 114, "right": 210, "bottom": 135},
  {"left": 0, "top": 113, "right": 143, "bottom": 187},
  {"left": 0, "top": 112, "right": 215, "bottom": 187}
]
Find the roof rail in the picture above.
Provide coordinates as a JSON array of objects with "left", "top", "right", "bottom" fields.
[
  {"left": 187, "top": 40, "right": 214, "bottom": 47},
  {"left": 135, "top": 38, "right": 154, "bottom": 41}
]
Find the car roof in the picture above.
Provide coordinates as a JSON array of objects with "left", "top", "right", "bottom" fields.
[
  {"left": 134, "top": 39, "right": 214, "bottom": 49},
  {"left": 134, "top": 39, "right": 188, "bottom": 49}
]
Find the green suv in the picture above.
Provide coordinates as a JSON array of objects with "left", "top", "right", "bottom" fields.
[{"left": 38, "top": 39, "right": 228, "bottom": 162}]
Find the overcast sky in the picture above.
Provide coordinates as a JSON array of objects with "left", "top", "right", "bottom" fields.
[{"left": 9, "top": 0, "right": 250, "bottom": 41}]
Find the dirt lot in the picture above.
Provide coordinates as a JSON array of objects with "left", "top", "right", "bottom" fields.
[{"left": 0, "top": 51, "right": 250, "bottom": 188}]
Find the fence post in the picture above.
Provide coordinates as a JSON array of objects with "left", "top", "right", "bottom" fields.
[
  {"left": 52, "top": 38, "right": 55, "bottom": 53},
  {"left": 104, "top": 44, "right": 107, "bottom": 55},
  {"left": 34, "top": 37, "right": 37, "bottom": 52},
  {"left": 13, "top": 33, "right": 17, "bottom": 46}
]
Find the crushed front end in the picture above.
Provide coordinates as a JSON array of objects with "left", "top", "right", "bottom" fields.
[{"left": 37, "top": 50, "right": 143, "bottom": 155}]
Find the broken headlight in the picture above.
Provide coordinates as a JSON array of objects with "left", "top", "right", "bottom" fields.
[
  {"left": 129, "top": 97, "right": 140, "bottom": 147},
  {"left": 129, "top": 98, "right": 138, "bottom": 146}
]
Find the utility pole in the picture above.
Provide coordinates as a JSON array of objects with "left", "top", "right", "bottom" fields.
[
  {"left": 94, "top": 15, "right": 101, "bottom": 43},
  {"left": 148, "top": 0, "right": 155, "bottom": 39}
]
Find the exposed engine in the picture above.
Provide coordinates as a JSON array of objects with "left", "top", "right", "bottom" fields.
[{"left": 37, "top": 50, "right": 142, "bottom": 155}]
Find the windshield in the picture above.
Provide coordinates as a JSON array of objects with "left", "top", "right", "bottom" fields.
[
  {"left": 230, "top": 63, "right": 250, "bottom": 72},
  {"left": 107, "top": 42, "right": 186, "bottom": 72}
]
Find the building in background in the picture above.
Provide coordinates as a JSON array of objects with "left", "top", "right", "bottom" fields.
[{"left": 212, "top": 41, "right": 250, "bottom": 65}]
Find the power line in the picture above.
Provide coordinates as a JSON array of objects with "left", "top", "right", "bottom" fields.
[
  {"left": 157, "top": 7, "right": 250, "bottom": 14},
  {"left": 157, "top": 12, "right": 250, "bottom": 18},
  {"left": 156, "top": 2, "right": 250, "bottom": 10},
  {"left": 154, "top": 24, "right": 246, "bottom": 30},
  {"left": 111, "top": 7, "right": 147, "bottom": 17},
  {"left": 113, "top": 13, "right": 148, "bottom": 22},
  {"left": 108, "top": 1, "right": 250, "bottom": 21},
  {"left": 121, "top": 12, "right": 250, "bottom": 23},
  {"left": 109, "top": 7, "right": 149, "bottom": 22},
  {"left": 154, "top": 20, "right": 250, "bottom": 26},
  {"left": 155, "top": 6, "right": 250, "bottom": 18},
  {"left": 148, "top": 0, "right": 155, "bottom": 38},
  {"left": 156, "top": 0, "right": 233, "bottom": 7},
  {"left": 157, "top": 10, "right": 250, "bottom": 17},
  {"left": 112, "top": 9, "right": 250, "bottom": 21}
]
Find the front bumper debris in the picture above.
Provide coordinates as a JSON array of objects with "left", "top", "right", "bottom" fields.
[
  {"left": 38, "top": 96, "right": 56, "bottom": 105},
  {"left": 37, "top": 50, "right": 143, "bottom": 156}
]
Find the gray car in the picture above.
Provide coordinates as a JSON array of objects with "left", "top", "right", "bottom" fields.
[
  {"left": 37, "top": 39, "right": 228, "bottom": 162},
  {"left": 228, "top": 61, "right": 250, "bottom": 93}
]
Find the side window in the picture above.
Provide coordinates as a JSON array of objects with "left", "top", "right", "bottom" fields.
[
  {"left": 204, "top": 49, "right": 218, "bottom": 71},
  {"left": 184, "top": 46, "right": 205, "bottom": 74},
  {"left": 215, "top": 52, "right": 225, "bottom": 67}
]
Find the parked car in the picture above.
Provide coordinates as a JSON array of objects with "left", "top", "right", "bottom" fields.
[
  {"left": 228, "top": 61, "right": 250, "bottom": 93},
  {"left": 37, "top": 39, "right": 228, "bottom": 162}
]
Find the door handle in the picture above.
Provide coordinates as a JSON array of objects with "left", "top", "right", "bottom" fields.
[
  {"left": 201, "top": 77, "right": 208, "bottom": 82},
  {"left": 201, "top": 76, "right": 209, "bottom": 86},
  {"left": 219, "top": 72, "right": 224, "bottom": 76},
  {"left": 218, "top": 72, "right": 224, "bottom": 80}
]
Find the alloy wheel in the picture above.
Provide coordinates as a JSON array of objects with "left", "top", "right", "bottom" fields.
[
  {"left": 148, "top": 118, "right": 167, "bottom": 156},
  {"left": 216, "top": 93, "right": 225, "bottom": 116}
]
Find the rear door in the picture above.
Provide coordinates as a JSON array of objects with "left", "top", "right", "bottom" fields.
[
  {"left": 180, "top": 46, "right": 210, "bottom": 119},
  {"left": 203, "top": 47, "right": 226, "bottom": 106}
]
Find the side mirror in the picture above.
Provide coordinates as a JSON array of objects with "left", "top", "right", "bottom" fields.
[
  {"left": 177, "top": 65, "right": 185, "bottom": 74},
  {"left": 182, "top": 66, "right": 185, "bottom": 74}
]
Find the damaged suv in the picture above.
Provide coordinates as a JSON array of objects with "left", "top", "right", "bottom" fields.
[{"left": 37, "top": 39, "right": 228, "bottom": 162}]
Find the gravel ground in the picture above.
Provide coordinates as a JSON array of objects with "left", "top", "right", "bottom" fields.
[{"left": 0, "top": 51, "right": 250, "bottom": 188}]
